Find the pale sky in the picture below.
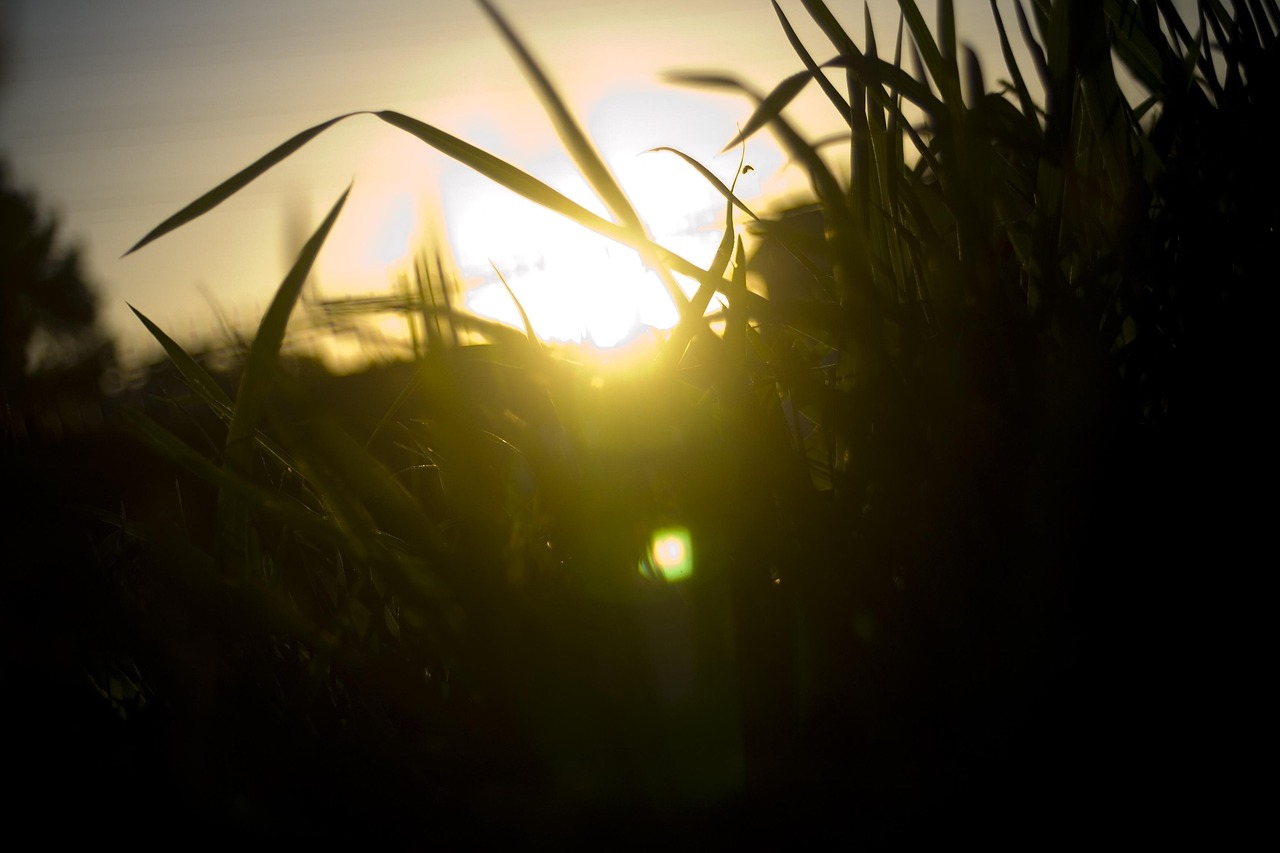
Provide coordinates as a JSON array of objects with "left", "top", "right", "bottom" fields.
[{"left": 0, "top": 1, "right": 1078, "bottom": 365}]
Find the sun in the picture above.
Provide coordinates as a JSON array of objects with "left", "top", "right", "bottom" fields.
[{"left": 445, "top": 135, "right": 740, "bottom": 351}]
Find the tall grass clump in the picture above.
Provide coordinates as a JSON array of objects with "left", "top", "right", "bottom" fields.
[{"left": 103, "top": 0, "right": 1269, "bottom": 839}]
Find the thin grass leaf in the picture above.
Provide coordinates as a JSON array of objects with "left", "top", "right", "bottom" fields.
[
  {"left": 665, "top": 73, "right": 846, "bottom": 212},
  {"left": 475, "top": 0, "right": 644, "bottom": 233},
  {"left": 130, "top": 305, "right": 233, "bottom": 413},
  {"left": 822, "top": 54, "right": 942, "bottom": 173},
  {"left": 723, "top": 70, "right": 817, "bottom": 151},
  {"left": 937, "top": 0, "right": 957, "bottom": 66},
  {"left": 897, "top": 0, "right": 961, "bottom": 103},
  {"left": 124, "top": 113, "right": 357, "bottom": 257},
  {"left": 991, "top": 0, "right": 1040, "bottom": 120},
  {"left": 799, "top": 0, "right": 858, "bottom": 55},
  {"left": 491, "top": 262, "right": 542, "bottom": 347},
  {"left": 225, "top": 187, "right": 350, "bottom": 466},
  {"left": 373, "top": 110, "right": 698, "bottom": 315},
  {"left": 1015, "top": 0, "right": 1051, "bottom": 92},
  {"left": 129, "top": 304, "right": 296, "bottom": 472},
  {"left": 773, "top": 1, "right": 852, "bottom": 121},
  {"left": 964, "top": 46, "right": 986, "bottom": 109},
  {"left": 645, "top": 147, "right": 761, "bottom": 221}
]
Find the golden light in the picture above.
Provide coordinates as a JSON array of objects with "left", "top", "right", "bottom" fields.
[
  {"left": 443, "top": 86, "right": 760, "bottom": 355},
  {"left": 450, "top": 157, "right": 725, "bottom": 350},
  {"left": 642, "top": 526, "right": 693, "bottom": 583}
]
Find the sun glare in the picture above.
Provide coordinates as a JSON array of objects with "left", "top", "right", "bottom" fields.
[
  {"left": 442, "top": 85, "right": 761, "bottom": 354},
  {"left": 641, "top": 526, "right": 693, "bottom": 583},
  {"left": 306, "top": 86, "right": 784, "bottom": 366},
  {"left": 450, "top": 151, "right": 727, "bottom": 350}
]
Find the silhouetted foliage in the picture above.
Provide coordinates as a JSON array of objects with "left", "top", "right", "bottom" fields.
[
  {"left": 6, "top": 0, "right": 1270, "bottom": 842},
  {"left": 0, "top": 160, "right": 109, "bottom": 396}
]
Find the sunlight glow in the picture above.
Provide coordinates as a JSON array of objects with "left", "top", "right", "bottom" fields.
[
  {"left": 446, "top": 114, "right": 735, "bottom": 352},
  {"left": 642, "top": 526, "right": 693, "bottom": 583},
  {"left": 316, "top": 185, "right": 421, "bottom": 288}
]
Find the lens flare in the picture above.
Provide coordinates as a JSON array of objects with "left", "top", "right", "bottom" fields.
[{"left": 644, "top": 526, "right": 692, "bottom": 583}]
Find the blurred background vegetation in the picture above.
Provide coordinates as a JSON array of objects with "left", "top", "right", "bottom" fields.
[{"left": 1, "top": 0, "right": 1267, "bottom": 841}]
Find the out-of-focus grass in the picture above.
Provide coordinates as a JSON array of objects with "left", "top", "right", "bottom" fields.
[{"left": 70, "top": 0, "right": 1272, "bottom": 840}]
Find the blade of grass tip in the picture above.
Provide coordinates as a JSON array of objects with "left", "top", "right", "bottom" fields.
[
  {"left": 964, "top": 46, "right": 986, "bottom": 108},
  {"left": 129, "top": 305, "right": 233, "bottom": 413},
  {"left": 491, "top": 261, "right": 543, "bottom": 348},
  {"left": 991, "top": 0, "right": 1039, "bottom": 120},
  {"left": 475, "top": 0, "right": 641, "bottom": 233},
  {"left": 130, "top": 305, "right": 299, "bottom": 471},
  {"left": 124, "top": 112, "right": 359, "bottom": 256},
  {"left": 225, "top": 185, "right": 349, "bottom": 469}
]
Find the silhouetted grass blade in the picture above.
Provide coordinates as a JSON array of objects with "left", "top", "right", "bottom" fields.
[
  {"left": 123, "top": 113, "right": 358, "bottom": 257},
  {"left": 773, "top": 1, "right": 851, "bottom": 120},
  {"left": 476, "top": 0, "right": 643, "bottom": 234}
]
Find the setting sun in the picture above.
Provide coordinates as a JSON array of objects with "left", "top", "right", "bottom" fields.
[{"left": 448, "top": 148, "right": 729, "bottom": 349}]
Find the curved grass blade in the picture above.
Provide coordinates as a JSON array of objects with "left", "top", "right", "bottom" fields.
[
  {"left": 129, "top": 305, "right": 300, "bottom": 472},
  {"left": 991, "top": 0, "right": 1039, "bottom": 120},
  {"left": 374, "top": 110, "right": 693, "bottom": 315},
  {"left": 476, "top": 0, "right": 642, "bottom": 232},
  {"left": 124, "top": 113, "right": 358, "bottom": 257},
  {"left": 665, "top": 72, "right": 846, "bottom": 206},
  {"left": 225, "top": 186, "right": 350, "bottom": 467},
  {"left": 897, "top": 0, "right": 960, "bottom": 103},
  {"left": 130, "top": 304, "right": 233, "bottom": 413},
  {"left": 774, "top": 1, "right": 851, "bottom": 120},
  {"left": 1014, "top": 0, "right": 1050, "bottom": 93},
  {"left": 725, "top": 69, "right": 816, "bottom": 152},
  {"left": 215, "top": 186, "right": 348, "bottom": 575},
  {"left": 491, "top": 261, "right": 542, "bottom": 347},
  {"left": 645, "top": 146, "right": 761, "bottom": 221}
]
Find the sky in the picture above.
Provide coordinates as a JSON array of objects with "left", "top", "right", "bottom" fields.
[{"left": 0, "top": 0, "right": 1067, "bottom": 368}]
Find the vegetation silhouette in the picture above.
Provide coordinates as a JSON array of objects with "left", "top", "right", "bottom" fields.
[{"left": 3, "top": 0, "right": 1267, "bottom": 842}]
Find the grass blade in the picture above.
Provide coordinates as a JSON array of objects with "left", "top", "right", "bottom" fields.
[
  {"left": 124, "top": 113, "right": 358, "bottom": 256},
  {"left": 723, "top": 70, "right": 816, "bottom": 151},
  {"left": 645, "top": 146, "right": 761, "bottom": 221},
  {"left": 129, "top": 305, "right": 233, "bottom": 413},
  {"left": 476, "top": 0, "right": 643, "bottom": 233},
  {"left": 225, "top": 186, "right": 350, "bottom": 467},
  {"left": 774, "top": 1, "right": 852, "bottom": 121},
  {"left": 991, "top": 0, "right": 1040, "bottom": 120}
]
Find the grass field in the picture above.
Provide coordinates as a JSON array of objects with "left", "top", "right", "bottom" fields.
[{"left": 3, "top": 0, "right": 1270, "bottom": 841}]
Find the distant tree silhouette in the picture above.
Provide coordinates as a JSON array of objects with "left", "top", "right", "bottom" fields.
[{"left": 0, "top": 161, "right": 109, "bottom": 397}]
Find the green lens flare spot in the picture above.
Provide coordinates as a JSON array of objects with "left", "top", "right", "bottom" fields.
[{"left": 643, "top": 526, "right": 692, "bottom": 583}]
